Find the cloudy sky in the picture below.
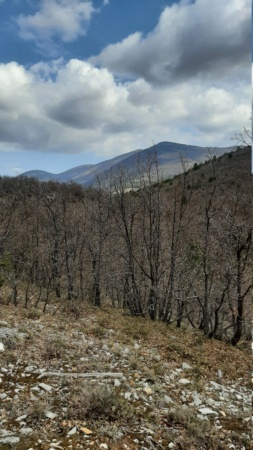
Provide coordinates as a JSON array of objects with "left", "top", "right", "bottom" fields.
[{"left": 0, "top": 0, "right": 251, "bottom": 176}]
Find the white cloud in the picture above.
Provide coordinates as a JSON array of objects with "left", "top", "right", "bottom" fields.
[
  {"left": 0, "top": 59, "right": 250, "bottom": 160},
  {"left": 17, "top": 0, "right": 95, "bottom": 43},
  {"left": 90, "top": 0, "right": 251, "bottom": 86}
]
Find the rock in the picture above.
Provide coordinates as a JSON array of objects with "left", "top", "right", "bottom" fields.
[
  {"left": 210, "top": 381, "right": 223, "bottom": 391},
  {"left": 124, "top": 392, "right": 132, "bottom": 400},
  {"left": 168, "top": 444, "right": 175, "bottom": 449},
  {"left": 217, "top": 369, "right": 222, "bottom": 379},
  {"left": 178, "top": 378, "right": 191, "bottom": 385},
  {"left": 143, "top": 387, "right": 153, "bottom": 395},
  {"left": 192, "top": 392, "right": 202, "bottom": 406},
  {"left": 0, "top": 436, "right": 20, "bottom": 444},
  {"left": 25, "top": 365, "right": 37, "bottom": 372},
  {"left": 182, "top": 362, "right": 193, "bottom": 370},
  {"left": 100, "top": 444, "right": 109, "bottom": 449},
  {"left": 68, "top": 426, "right": 77, "bottom": 436},
  {"left": 16, "top": 414, "right": 28, "bottom": 421},
  {"left": 0, "top": 394, "right": 7, "bottom": 400},
  {"left": 81, "top": 427, "right": 93, "bottom": 435},
  {"left": 0, "top": 327, "right": 27, "bottom": 339},
  {"left": 0, "top": 343, "right": 4, "bottom": 352},
  {"left": 164, "top": 395, "right": 174, "bottom": 405},
  {"left": 38, "top": 382, "right": 53, "bottom": 392},
  {"left": 114, "top": 379, "right": 121, "bottom": 387},
  {"left": 134, "top": 343, "right": 140, "bottom": 350},
  {"left": 20, "top": 427, "right": 33, "bottom": 434},
  {"left": 48, "top": 442, "right": 63, "bottom": 449},
  {"left": 123, "top": 347, "right": 130, "bottom": 356},
  {"left": 45, "top": 411, "right": 57, "bottom": 419},
  {"left": 198, "top": 407, "right": 218, "bottom": 415}
]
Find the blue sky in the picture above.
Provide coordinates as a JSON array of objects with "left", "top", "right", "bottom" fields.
[{"left": 0, "top": 0, "right": 251, "bottom": 176}]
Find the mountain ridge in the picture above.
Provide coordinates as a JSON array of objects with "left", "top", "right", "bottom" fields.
[{"left": 22, "top": 141, "right": 236, "bottom": 186}]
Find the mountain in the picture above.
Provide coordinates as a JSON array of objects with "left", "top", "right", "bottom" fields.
[{"left": 22, "top": 141, "right": 235, "bottom": 186}]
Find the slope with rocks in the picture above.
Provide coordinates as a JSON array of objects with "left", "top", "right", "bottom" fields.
[{"left": 0, "top": 304, "right": 251, "bottom": 450}]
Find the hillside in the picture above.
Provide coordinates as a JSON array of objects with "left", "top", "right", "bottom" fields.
[
  {"left": 0, "top": 145, "right": 251, "bottom": 449},
  {"left": 22, "top": 141, "right": 235, "bottom": 186},
  {"left": 0, "top": 304, "right": 251, "bottom": 450}
]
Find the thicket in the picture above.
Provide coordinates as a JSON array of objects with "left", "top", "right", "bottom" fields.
[{"left": 0, "top": 150, "right": 251, "bottom": 345}]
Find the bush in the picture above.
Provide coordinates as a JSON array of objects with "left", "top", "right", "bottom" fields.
[
  {"left": 68, "top": 383, "right": 134, "bottom": 422},
  {"left": 27, "top": 308, "right": 41, "bottom": 320},
  {"left": 43, "top": 336, "right": 66, "bottom": 359},
  {"left": 2, "top": 334, "right": 19, "bottom": 350}
]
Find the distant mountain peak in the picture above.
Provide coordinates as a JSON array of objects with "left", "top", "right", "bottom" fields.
[{"left": 22, "top": 141, "right": 235, "bottom": 186}]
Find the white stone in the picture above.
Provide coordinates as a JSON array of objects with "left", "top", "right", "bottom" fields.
[
  {"left": 45, "top": 411, "right": 57, "bottom": 419},
  {"left": 124, "top": 392, "right": 132, "bottom": 400},
  {"left": 164, "top": 395, "right": 174, "bottom": 404},
  {"left": 0, "top": 393, "right": 7, "bottom": 400},
  {"left": 0, "top": 343, "right": 4, "bottom": 352},
  {"left": 182, "top": 362, "right": 193, "bottom": 370},
  {"left": 68, "top": 426, "right": 77, "bottom": 436},
  {"left": 123, "top": 347, "right": 130, "bottom": 355},
  {"left": 0, "top": 436, "right": 20, "bottom": 444},
  {"left": 20, "top": 427, "right": 33, "bottom": 434},
  {"left": 178, "top": 378, "right": 191, "bottom": 385},
  {"left": 192, "top": 392, "right": 202, "bottom": 406},
  {"left": 38, "top": 382, "right": 53, "bottom": 392},
  {"left": 114, "top": 379, "right": 121, "bottom": 387},
  {"left": 198, "top": 407, "right": 218, "bottom": 415},
  {"left": 100, "top": 444, "right": 109, "bottom": 449},
  {"left": 210, "top": 381, "right": 223, "bottom": 390},
  {"left": 168, "top": 444, "right": 175, "bottom": 449},
  {"left": 16, "top": 414, "right": 28, "bottom": 422}
]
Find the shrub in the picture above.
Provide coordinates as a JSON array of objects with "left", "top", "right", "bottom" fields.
[
  {"left": 27, "top": 308, "right": 41, "bottom": 320},
  {"left": 167, "top": 406, "right": 210, "bottom": 439},
  {"left": 68, "top": 383, "right": 134, "bottom": 422},
  {"left": 43, "top": 336, "right": 66, "bottom": 359},
  {"left": 2, "top": 334, "right": 19, "bottom": 350}
]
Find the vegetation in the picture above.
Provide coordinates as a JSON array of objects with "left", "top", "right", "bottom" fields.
[{"left": 0, "top": 146, "right": 251, "bottom": 345}]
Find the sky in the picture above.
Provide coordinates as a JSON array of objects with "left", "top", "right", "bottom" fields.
[{"left": 0, "top": 0, "right": 251, "bottom": 176}]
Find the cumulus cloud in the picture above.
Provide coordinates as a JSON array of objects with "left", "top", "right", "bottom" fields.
[
  {"left": 90, "top": 0, "right": 251, "bottom": 86},
  {"left": 0, "top": 59, "right": 250, "bottom": 159},
  {"left": 17, "top": 0, "right": 95, "bottom": 43}
]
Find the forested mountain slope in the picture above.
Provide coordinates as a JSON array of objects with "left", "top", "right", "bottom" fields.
[{"left": 0, "top": 146, "right": 251, "bottom": 346}]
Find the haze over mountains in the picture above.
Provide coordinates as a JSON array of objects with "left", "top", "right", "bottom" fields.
[{"left": 22, "top": 141, "right": 235, "bottom": 186}]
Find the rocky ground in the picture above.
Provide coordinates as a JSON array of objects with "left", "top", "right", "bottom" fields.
[{"left": 0, "top": 303, "right": 251, "bottom": 450}]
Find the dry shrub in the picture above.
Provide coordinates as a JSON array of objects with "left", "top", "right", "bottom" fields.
[
  {"left": 68, "top": 382, "right": 134, "bottom": 422},
  {"left": 28, "top": 399, "right": 50, "bottom": 421},
  {"left": 26, "top": 308, "right": 41, "bottom": 320},
  {"left": 43, "top": 336, "right": 66, "bottom": 359},
  {"left": 167, "top": 406, "right": 215, "bottom": 444},
  {"left": 2, "top": 334, "right": 20, "bottom": 350}
]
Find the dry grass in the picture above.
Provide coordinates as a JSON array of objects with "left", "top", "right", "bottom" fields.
[
  {"left": 0, "top": 303, "right": 251, "bottom": 450},
  {"left": 67, "top": 382, "right": 135, "bottom": 422},
  {"left": 43, "top": 335, "right": 67, "bottom": 360}
]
